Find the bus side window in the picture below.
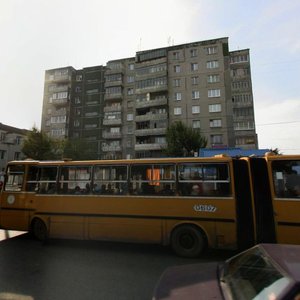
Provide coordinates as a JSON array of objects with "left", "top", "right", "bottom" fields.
[
  {"left": 272, "top": 160, "right": 300, "bottom": 198},
  {"left": 26, "top": 166, "right": 39, "bottom": 192},
  {"left": 38, "top": 166, "right": 58, "bottom": 194},
  {"left": 4, "top": 165, "right": 25, "bottom": 192}
]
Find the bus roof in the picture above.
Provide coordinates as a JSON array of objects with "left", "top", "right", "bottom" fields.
[{"left": 7, "top": 156, "right": 234, "bottom": 166}]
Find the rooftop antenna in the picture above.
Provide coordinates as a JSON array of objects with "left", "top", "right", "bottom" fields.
[
  {"left": 168, "top": 36, "right": 172, "bottom": 46},
  {"left": 138, "top": 38, "right": 142, "bottom": 51}
]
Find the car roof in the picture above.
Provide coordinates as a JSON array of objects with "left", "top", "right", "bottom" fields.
[{"left": 260, "top": 244, "right": 300, "bottom": 282}]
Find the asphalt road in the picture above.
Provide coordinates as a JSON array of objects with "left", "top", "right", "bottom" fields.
[{"left": 0, "top": 233, "right": 233, "bottom": 300}]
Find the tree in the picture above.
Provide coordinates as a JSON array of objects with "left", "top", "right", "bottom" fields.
[
  {"left": 63, "top": 138, "right": 95, "bottom": 160},
  {"left": 164, "top": 121, "right": 207, "bottom": 157},
  {"left": 270, "top": 148, "right": 282, "bottom": 155},
  {"left": 22, "top": 127, "right": 62, "bottom": 160}
]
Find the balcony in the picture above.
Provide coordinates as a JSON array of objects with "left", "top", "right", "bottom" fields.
[
  {"left": 50, "top": 75, "right": 71, "bottom": 83},
  {"left": 103, "top": 119, "right": 122, "bottom": 126},
  {"left": 135, "top": 128, "right": 166, "bottom": 136},
  {"left": 104, "top": 93, "right": 123, "bottom": 101},
  {"left": 135, "top": 113, "right": 168, "bottom": 122},
  {"left": 102, "top": 132, "right": 122, "bottom": 139},
  {"left": 135, "top": 143, "right": 167, "bottom": 151},
  {"left": 136, "top": 98, "right": 167, "bottom": 109},
  {"left": 52, "top": 99, "right": 69, "bottom": 106},
  {"left": 104, "top": 80, "right": 123, "bottom": 88},
  {"left": 102, "top": 145, "right": 121, "bottom": 152},
  {"left": 104, "top": 106, "right": 122, "bottom": 113},
  {"left": 135, "top": 84, "right": 167, "bottom": 94}
]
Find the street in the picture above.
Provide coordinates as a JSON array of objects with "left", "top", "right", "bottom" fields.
[{"left": 0, "top": 232, "right": 233, "bottom": 300}]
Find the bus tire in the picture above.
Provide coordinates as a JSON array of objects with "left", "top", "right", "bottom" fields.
[
  {"left": 32, "top": 218, "right": 48, "bottom": 242},
  {"left": 171, "top": 225, "right": 206, "bottom": 258}
]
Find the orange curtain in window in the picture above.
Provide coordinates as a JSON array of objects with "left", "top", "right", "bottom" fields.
[{"left": 146, "top": 168, "right": 160, "bottom": 186}]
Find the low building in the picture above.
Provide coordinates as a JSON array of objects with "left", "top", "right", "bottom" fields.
[{"left": 0, "top": 123, "right": 29, "bottom": 172}]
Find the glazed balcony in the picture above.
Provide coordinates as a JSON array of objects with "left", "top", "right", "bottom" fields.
[
  {"left": 135, "top": 113, "right": 168, "bottom": 122},
  {"left": 135, "top": 127, "right": 166, "bottom": 136},
  {"left": 135, "top": 97, "right": 167, "bottom": 109}
]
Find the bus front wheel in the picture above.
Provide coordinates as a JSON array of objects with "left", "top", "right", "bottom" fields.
[
  {"left": 32, "top": 218, "right": 48, "bottom": 241},
  {"left": 171, "top": 225, "right": 206, "bottom": 258}
]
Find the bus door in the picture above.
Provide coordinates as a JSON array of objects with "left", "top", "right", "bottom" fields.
[
  {"left": 249, "top": 157, "right": 276, "bottom": 243},
  {"left": 270, "top": 158, "right": 300, "bottom": 244},
  {"left": 0, "top": 164, "right": 33, "bottom": 231},
  {"left": 232, "top": 159, "right": 255, "bottom": 250}
]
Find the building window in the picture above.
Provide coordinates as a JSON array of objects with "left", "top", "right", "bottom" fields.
[
  {"left": 191, "top": 63, "right": 198, "bottom": 71},
  {"left": 174, "top": 107, "right": 182, "bottom": 115},
  {"left": 230, "top": 55, "right": 249, "bottom": 64},
  {"left": 174, "top": 65, "right": 181, "bottom": 73},
  {"left": 128, "top": 63, "right": 134, "bottom": 70},
  {"left": 127, "top": 125, "right": 134, "bottom": 134},
  {"left": 211, "top": 134, "right": 223, "bottom": 144},
  {"left": 173, "top": 79, "right": 181, "bottom": 87},
  {"left": 127, "top": 113, "right": 134, "bottom": 121},
  {"left": 207, "top": 60, "right": 219, "bottom": 69},
  {"left": 74, "top": 120, "right": 80, "bottom": 127},
  {"left": 192, "top": 105, "right": 200, "bottom": 114},
  {"left": 127, "top": 76, "right": 135, "bottom": 83},
  {"left": 192, "top": 120, "right": 201, "bottom": 129},
  {"left": 0, "top": 133, "right": 5, "bottom": 141},
  {"left": 190, "top": 49, "right": 198, "bottom": 57},
  {"left": 16, "top": 136, "right": 21, "bottom": 145},
  {"left": 192, "top": 91, "right": 200, "bottom": 99},
  {"left": 208, "top": 89, "right": 221, "bottom": 98},
  {"left": 127, "top": 88, "right": 134, "bottom": 95},
  {"left": 207, "top": 74, "right": 220, "bottom": 83},
  {"left": 206, "top": 46, "right": 218, "bottom": 55},
  {"left": 210, "top": 119, "right": 222, "bottom": 127},
  {"left": 174, "top": 92, "right": 182, "bottom": 101},
  {"left": 173, "top": 52, "right": 180, "bottom": 60},
  {"left": 76, "top": 75, "right": 83, "bottom": 81},
  {"left": 209, "top": 104, "right": 222, "bottom": 113},
  {"left": 14, "top": 152, "right": 21, "bottom": 160},
  {"left": 191, "top": 76, "right": 199, "bottom": 85},
  {"left": 75, "top": 86, "right": 82, "bottom": 93},
  {"left": 75, "top": 97, "right": 81, "bottom": 104},
  {"left": 0, "top": 150, "right": 6, "bottom": 159}
]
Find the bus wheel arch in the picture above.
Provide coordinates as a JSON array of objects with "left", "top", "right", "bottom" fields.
[
  {"left": 170, "top": 223, "right": 207, "bottom": 258},
  {"left": 31, "top": 217, "right": 49, "bottom": 241}
]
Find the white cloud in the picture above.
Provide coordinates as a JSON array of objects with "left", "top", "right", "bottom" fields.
[{"left": 255, "top": 98, "right": 300, "bottom": 153}]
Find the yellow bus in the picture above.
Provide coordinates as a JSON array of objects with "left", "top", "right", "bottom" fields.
[
  {"left": 0, "top": 155, "right": 299, "bottom": 257},
  {"left": 244, "top": 154, "right": 300, "bottom": 246}
]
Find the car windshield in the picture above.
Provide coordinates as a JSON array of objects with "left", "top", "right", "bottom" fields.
[{"left": 220, "top": 247, "right": 292, "bottom": 300}]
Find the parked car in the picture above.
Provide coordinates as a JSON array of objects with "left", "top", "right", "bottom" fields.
[{"left": 153, "top": 244, "right": 300, "bottom": 300}]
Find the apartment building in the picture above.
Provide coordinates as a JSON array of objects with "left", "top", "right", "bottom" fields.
[
  {"left": 0, "top": 123, "right": 28, "bottom": 172},
  {"left": 230, "top": 49, "right": 257, "bottom": 148},
  {"left": 41, "top": 37, "right": 257, "bottom": 159}
]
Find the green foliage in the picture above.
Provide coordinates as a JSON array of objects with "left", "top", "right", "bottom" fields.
[
  {"left": 164, "top": 121, "right": 207, "bottom": 157},
  {"left": 22, "top": 127, "right": 61, "bottom": 160},
  {"left": 63, "top": 138, "right": 96, "bottom": 160},
  {"left": 269, "top": 148, "right": 282, "bottom": 155}
]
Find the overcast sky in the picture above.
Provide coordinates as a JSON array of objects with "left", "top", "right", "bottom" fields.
[{"left": 1, "top": 0, "right": 299, "bottom": 154}]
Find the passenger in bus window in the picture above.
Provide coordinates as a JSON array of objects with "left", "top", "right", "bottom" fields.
[
  {"left": 160, "top": 184, "right": 173, "bottom": 196},
  {"left": 293, "top": 185, "right": 300, "bottom": 197},
  {"left": 191, "top": 184, "right": 202, "bottom": 196},
  {"left": 84, "top": 183, "right": 90, "bottom": 194},
  {"left": 74, "top": 186, "right": 81, "bottom": 194},
  {"left": 47, "top": 183, "right": 56, "bottom": 194},
  {"left": 93, "top": 183, "right": 101, "bottom": 194},
  {"left": 106, "top": 184, "right": 114, "bottom": 194}
]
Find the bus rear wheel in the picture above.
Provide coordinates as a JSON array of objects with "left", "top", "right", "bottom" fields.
[
  {"left": 32, "top": 218, "right": 48, "bottom": 241},
  {"left": 171, "top": 225, "right": 206, "bottom": 258}
]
